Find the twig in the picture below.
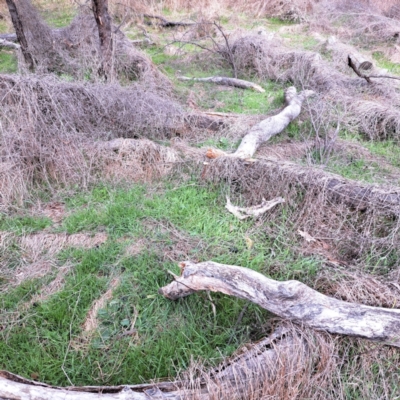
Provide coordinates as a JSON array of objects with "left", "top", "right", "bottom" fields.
[
  {"left": 347, "top": 55, "right": 400, "bottom": 82},
  {"left": 213, "top": 21, "right": 237, "bottom": 78},
  {"left": 347, "top": 55, "right": 371, "bottom": 83}
]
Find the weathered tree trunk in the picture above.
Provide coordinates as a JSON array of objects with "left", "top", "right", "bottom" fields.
[
  {"left": 91, "top": 0, "right": 113, "bottom": 80},
  {"left": 160, "top": 261, "right": 400, "bottom": 347},
  {"left": 0, "top": 38, "right": 20, "bottom": 49},
  {"left": 5, "top": 0, "right": 35, "bottom": 70},
  {"left": 177, "top": 75, "right": 265, "bottom": 92},
  {"left": 207, "top": 87, "right": 314, "bottom": 159},
  {"left": 233, "top": 87, "right": 314, "bottom": 158}
]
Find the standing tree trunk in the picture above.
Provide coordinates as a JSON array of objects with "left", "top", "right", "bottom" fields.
[
  {"left": 91, "top": 0, "right": 113, "bottom": 80},
  {"left": 5, "top": 0, "right": 35, "bottom": 70}
]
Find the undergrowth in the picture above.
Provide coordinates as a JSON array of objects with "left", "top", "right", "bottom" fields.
[{"left": 0, "top": 181, "right": 320, "bottom": 386}]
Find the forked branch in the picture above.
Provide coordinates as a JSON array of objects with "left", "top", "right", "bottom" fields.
[{"left": 160, "top": 261, "right": 400, "bottom": 347}]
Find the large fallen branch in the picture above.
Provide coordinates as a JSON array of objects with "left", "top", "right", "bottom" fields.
[
  {"left": 0, "top": 38, "right": 20, "bottom": 49},
  {"left": 207, "top": 86, "right": 314, "bottom": 159},
  {"left": 160, "top": 261, "right": 400, "bottom": 347},
  {"left": 177, "top": 75, "right": 265, "bottom": 92}
]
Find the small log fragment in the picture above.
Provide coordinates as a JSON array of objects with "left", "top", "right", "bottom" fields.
[
  {"left": 143, "top": 14, "right": 194, "bottom": 28},
  {"left": 347, "top": 54, "right": 400, "bottom": 83},
  {"left": 160, "top": 261, "right": 400, "bottom": 347},
  {"left": 225, "top": 196, "right": 285, "bottom": 219},
  {"left": 177, "top": 75, "right": 265, "bottom": 92},
  {"left": 0, "top": 38, "right": 20, "bottom": 49}
]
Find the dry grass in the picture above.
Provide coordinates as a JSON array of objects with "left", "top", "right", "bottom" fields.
[
  {"left": 98, "top": 138, "right": 183, "bottom": 182},
  {"left": 19, "top": 232, "right": 108, "bottom": 261},
  {"left": 82, "top": 276, "right": 121, "bottom": 333},
  {"left": 315, "top": 266, "right": 400, "bottom": 308},
  {"left": 202, "top": 156, "right": 400, "bottom": 264},
  {"left": 0, "top": 231, "right": 107, "bottom": 289},
  {"left": 0, "top": 75, "right": 183, "bottom": 207}
]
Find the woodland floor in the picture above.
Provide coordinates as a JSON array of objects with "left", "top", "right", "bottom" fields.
[{"left": 1, "top": 0, "right": 400, "bottom": 398}]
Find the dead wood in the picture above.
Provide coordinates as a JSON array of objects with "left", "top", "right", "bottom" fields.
[
  {"left": 225, "top": 196, "right": 285, "bottom": 219},
  {"left": 207, "top": 86, "right": 314, "bottom": 159},
  {"left": 143, "top": 14, "right": 194, "bottom": 27},
  {"left": 91, "top": 0, "right": 113, "bottom": 80},
  {"left": 205, "top": 156, "right": 400, "bottom": 211},
  {"left": 0, "top": 38, "right": 19, "bottom": 49},
  {"left": 0, "top": 33, "right": 17, "bottom": 42},
  {"left": 347, "top": 55, "right": 400, "bottom": 82},
  {"left": 5, "top": 0, "right": 36, "bottom": 70},
  {"left": 160, "top": 261, "right": 400, "bottom": 347},
  {"left": 177, "top": 75, "right": 265, "bottom": 92}
]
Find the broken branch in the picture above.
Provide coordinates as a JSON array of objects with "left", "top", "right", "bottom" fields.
[
  {"left": 225, "top": 196, "right": 285, "bottom": 219},
  {"left": 177, "top": 75, "right": 265, "bottom": 92},
  {"left": 160, "top": 261, "right": 400, "bottom": 347},
  {"left": 207, "top": 86, "right": 314, "bottom": 159}
]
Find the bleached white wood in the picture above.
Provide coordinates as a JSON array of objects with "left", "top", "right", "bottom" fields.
[
  {"left": 160, "top": 261, "right": 400, "bottom": 347},
  {"left": 233, "top": 87, "right": 314, "bottom": 158}
]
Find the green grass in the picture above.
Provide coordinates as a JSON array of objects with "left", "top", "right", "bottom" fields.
[
  {"left": 38, "top": 7, "right": 75, "bottom": 28},
  {"left": 0, "top": 51, "right": 17, "bottom": 73},
  {"left": 0, "top": 214, "right": 52, "bottom": 235},
  {"left": 0, "top": 180, "right": 320, "bottom": 385},
  {"left": 372, "top": 51, "right": 400, "bottom": 75}
]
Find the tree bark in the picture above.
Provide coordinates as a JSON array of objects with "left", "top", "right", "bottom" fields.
[
  {"left": 5, "top": 0, "right": 35, "bottom": 70},
  {"left": 91, "top": 0, "right": 113, "bottom": 80},
  {"left": 160, "top": 261, "right": 400, "bottom": 347}
]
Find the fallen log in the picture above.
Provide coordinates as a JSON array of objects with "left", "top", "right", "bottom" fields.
[
  {"left": 207, "top": 86, "right": 314, "bottom": 159},
  {"left": 0, "top": 38, "right": 20, "bottom": 49},
  {"left": 160, "top": 261, "right": 400, "bottom": 347},
  {"left": 177, "top": 75, "right": 265, "bottom": 92},
  {"left": 143, "top": 14, "right": 194, "bottom": 28}
]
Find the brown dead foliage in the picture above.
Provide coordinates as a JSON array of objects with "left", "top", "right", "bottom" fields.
[
  {"left": 202, "top": 156, "right": 400, "bottom": 264},
  {"left": 226, "top": 32, "right": 400, "bottom": 142},
  {"left": 28, "top": 264, "right": 73, "bottom": 304},
  {"left": 0, "top": 74, "right": 183, "bottom": 207},
  {"left": 9, "top": 1, "right": 168, "bottom": 84},
  {"left": 0, "top": 232, "right": 107, "bottom": 288},
  {"left": 315, "top": 267, "right": 400, "bottom": 308},
  {"left": 98, "top": 138, "right": 182, "bottom": 182},
  {"left": 19, "top": 232, "right": 108, "bottom": 261}
]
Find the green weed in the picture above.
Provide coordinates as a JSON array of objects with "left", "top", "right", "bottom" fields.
[
  {"left": 0, "top": 214, "right": 52, "bottom": 235},
  {"left": 0, "top": 180, "right": 320, "bottom": 385},
  {"left": 372, "top": 51, "right": 400, "bottom": 75},
  {"left": 0, "top": 52, "right": 17, "bottom": 73}
]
